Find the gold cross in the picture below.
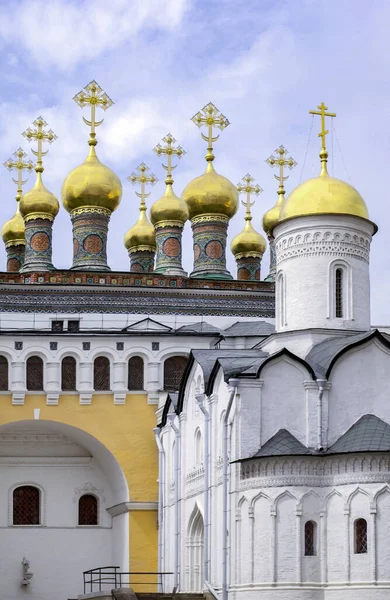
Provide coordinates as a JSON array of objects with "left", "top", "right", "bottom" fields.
[
  {"left": 73, "top": 80, "right": 113, "bottom": 136},
  {"left": 128, "top": 163, "right": 158, "bottom": 208},
  {"left": 309, "top": 102, "right": 336, "bottom": 151},
  {"left": 266, "top": 145, "right": 297, "bottom": 191},
  {"left": 237, "top": 174, "right": 263, "bottom": 219},
  {"left": 191, "top": 102, "right": 229, "bottom": 161},
  {"left": 3, "top": 147, "right": 34, "bottom": 195},
  {"left": 22, "top": 117, "right": 57, "bottom": 169},
  {"left": 153, "top": 133, "right": 186, "bottom": 185}
]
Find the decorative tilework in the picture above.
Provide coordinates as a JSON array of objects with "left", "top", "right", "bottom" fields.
[
  {"left": 129, "top": 250, "right": 155, "bottom": 273},
  {"left": 190, "top": 216, "right": 232, "bottom": 279},
  {"left": 71, "top": 210, "right": 111, "bottom": 271},
  {"left": 236, "top": 256, "right": 261, "bottom": 281},
  {"left": 154, "top": 224, "right": 186, "bottom": 275},
  {"left": 20, "top": 218, "right": 55, "bottom": 273},
  {"left": 6, "top": 245, "right": 25, "bottom": 273},
  {"left": 264, "top": 233, "right": 276, "bottom": 282}
]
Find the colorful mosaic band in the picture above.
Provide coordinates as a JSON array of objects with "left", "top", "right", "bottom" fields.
[
  {"left": 71, "top": 209, "right": 111, "bottom": 271},
  {"left": 129, "top": 249, "right": 155, "bottom": 273},
  {"left": 6, "top": 244, "right": 25, "bottom": 273},
  {"left": 190, "top": 214, "right": 232, "bottom": 279},
  {"left": 20, "top": 218, "right": 55, "bottom": 272},
  {"left": 236, "top": 255, "right": 261, "bottom": 281},
  {"left": 264, "top": 234, "right": 276, "bottom": 282},
  {"left": 154, "top": 224, "right": 186, "bottom": 275}
]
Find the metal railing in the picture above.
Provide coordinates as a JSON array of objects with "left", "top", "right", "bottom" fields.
[{"left": 83, "top": 566, "right": 173, "bottom": 593}]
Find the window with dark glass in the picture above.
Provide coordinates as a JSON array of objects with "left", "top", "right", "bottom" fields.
[
  {"left": 93, "top": 357, "right": 110, "bottom": 391},
  {"left": 13, "top": 486, "right": 40, "bottom": 525},
  {"left": 61, "top": 356, "right": 77, "bottom": 391},
  {"left": 163, "top": 355, "right": 188, "bottom": 391},
  {"left": 354, "top": 518, "right": 368, "bottom": 554},
  {"left": 335, "top": 268, "right": 343, "bottom": 318},
  {"left": 67, "top": 320, "right": 80, "bottom": 332},
  {"left": 26, "top": 356, "right": 44, "bottom": 391},
  {"left": 51, "top": 320, "right": 64, "bottom": 332},
  {"left": 78, "top": 494, "right": 98, "bottom": 525},
  {"left": 128, "top": 356, "right": 144, "bottom": 390},
  {"left": 0, "top": 356, "right": 8, "bottom": 391},
  {"left": 304, "top": 520, "right": 316, "bottom": 556}
]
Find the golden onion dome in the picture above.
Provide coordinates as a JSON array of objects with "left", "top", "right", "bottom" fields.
[
  {"left": 182, "top": 162, "right": 238, "bottom": 220},
  {"left": 124, "top": 207, "right": 156, "bottom": 253},
  {"left": 231, "top": 218, "right": 266, "bottom": 258},
  {"left": 19, "top": 172, "right": 59, "bottom": 220},
  {"left": 62, "top": 143, "right": 122, "bottom": 213},
  {"left": 2, "top": 199, "right": 25, "bottom": 246},
  {"left": 150, "top": 184, "right": 189, "bottom": 225},
  {"left": 262, "top": 191, "right": 285, "bottom": 234}
]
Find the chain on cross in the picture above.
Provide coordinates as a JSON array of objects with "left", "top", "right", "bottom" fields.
[
  {"left": 191, "top": 102, "right": 230, "bottom": 160},
  {"left": 153, "top": 133, "right": 186, "bottom": 185},
  {"left": 3, "top": 147, "right": 34, "bottom": 195},
  {"left": 73, "top": 80, "right": 114, "bottom": 137},
  {"left": 266, "top": 145, "right": 297, "bottom": 192},
  {"left": 237, "top": 173, "right": 263, "bottom": 219},
  {"left": 309, "top": 102, "right": 336, "bottom": 152},
  {"left": 128, "top": 163, "right": 158, "bottom": 208},
  {"left": 22, "top": 117, "right": 57, "bottom": 169}
]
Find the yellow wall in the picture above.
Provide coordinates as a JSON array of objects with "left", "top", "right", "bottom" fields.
[{"left": 0, "top": 392, "right": 158, "bottom": 584}]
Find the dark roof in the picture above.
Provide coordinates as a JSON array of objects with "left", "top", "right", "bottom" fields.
[
  {"left": 175, "top": 322, "right": 221, "bottom": 334},
  {"left": 217, "top": 354, "right": 268, "bottom": 381},
  {"left": 328, "top": 415, "right": 390, "bottom": 454},
  {"left": 251, "top": 429, "right": 311, "bottom": 457},
  {"left": 222, "top": 320, "right": 275, "bottom": 337},
  {"left": 191, "top": 349, "right": 265, "bottom": 393}
]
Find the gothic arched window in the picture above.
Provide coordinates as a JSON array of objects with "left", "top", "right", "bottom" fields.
[
  {"left": 78, "top": 494, "right": 98, "bottom": 525},
  {"left": 304, "top": 520, "right": 317, "bottom": 556},
  {"left": 194, "top": 428, "right": 203, "bottom": 466},
  {"left": 163, "top": 355, "right": 188, "bottom": 391},
  {"left": 128, "top": 356, "right": 144, "bottom": 390},
  {"left": 335, "top": 268, "right": 343, "bottom": 318},
  {"left": 0, "top": 355, "right": 9, "bottom": 390},
  {"left": 26, "top": 356, "right": 44, "bottom": 391},
  {"left": 93, "top": 357, "right": 110, "bottom": 391},
  {"left": 61, "top": 356, "right": 76, "bottom": 391},
  {"left": 354, "top": 518, "right": 368, "bottom": 554},
  {"left": 13, "top": 485, "right": 40, "bottom": 525}
]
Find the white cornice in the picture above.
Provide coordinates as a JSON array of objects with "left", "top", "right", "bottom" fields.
[{"left": 106, "top": 501, "right": 158, "bottom": 516}]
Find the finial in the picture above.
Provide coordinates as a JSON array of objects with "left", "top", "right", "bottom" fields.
[
  {"left": 191, "top": 102, "right": 229, "bottom": 165},
  {"left": 309, "top": 102, "right": 336, "bottom": 175},
  {"left": 153, "top": 133, "right": 186, "bottom": 186},
  {"left": 128, "top": 163, "right": 158, "bottom": 211},
  {"left": 266, "top": 145, "right": 297, "bottom": 197},
  {"left": 22, "top": 117, "right": 57, "bottom": 173},
  {"left": 237, "top": 174, "right": 263, "bottom": 222},
  {"left": 4, "top": 147, "right": 34, "bottom": 200},
  {"left": 73, "top": 80, "right": 113, "bottom": 146}
]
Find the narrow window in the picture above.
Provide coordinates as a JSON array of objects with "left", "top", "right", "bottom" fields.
[
  {"left": 335, "top": 268, "right": 343, "bottom": 318},
  {"left": 304, "top": 520, "right": 317, "bottom": 556},
  {"left": 277, "top": 272, "right": 286, "bottom": 328},
  {"left": 13, "top": 486, "right": 40, "bottom": 525},
  {"left": 354, "top": 518, "right": 368, "bottom": 554},
  {"left": 0, "top": 356, "right": 8, "bottom": 391},
  {"left": 93, "top": 356, "right": 110, "bottom": 391},
  {"left": 195, "top": 428, "right": 203, "bottom": 465},
  {"left": 128, "top": 356, "right": 144, "bottom": 390},
  {"left": 61, "top": 356, "right": 76, "bottom": 391},
  {"left": 26, "top": 356, "right": 44, "bottom": 391},
  {"left": 78, "top": 494, "right": 98, "bottom": 525},
  {"left": 163, "top": 356, "right": 188, "bottom": 391}
]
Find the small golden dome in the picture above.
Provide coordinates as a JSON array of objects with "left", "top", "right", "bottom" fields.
[
  {"left": 62, "top": 143, "right": 122, "bottom": 213},
  {"left": 20, "top": 172, "right": 59, "bottom": 220},
  {"left": 150, "top": 184, "right": 189, "bottom": 225},
  {"left": 182, "top": 162, "right": 238, "bottom": 220},
  {"left": 262, "top": 191, "right": 284, "bottom": 234},
  {"left": 2, "top": 200, "right": 25, "bottom": 246},
  {"left": 124, "top": 208, "right": 156, "bottom": 253},
  {"left": 231, "top": 219, "right": 266, "bottom": 258}
]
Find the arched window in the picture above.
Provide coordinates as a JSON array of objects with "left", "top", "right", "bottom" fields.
[
  {"left": 78, "top": 494, "right": 98, "bottom": 525},
  {"left": 13, "top": 485, "right": 40, "bottom": 525},
  {"left": 61, "top": 356, "right": 76, "bottom": 391},
  {"left": 128, "top": 356, "right": 144, "bottom": 390},
  {"left": 26, "top": 356, "right": 44, "bottom": 391},
  {"left": 354, "top": 518, "right": 368, "bottom": 554},
  {"left": 163, "top": 355, "right": 188, "bottom": 391},
  {"left": 195, "top": 428, "right": 203, "bottom": 465},
  {"left": 93, "top": 357, "right": 110, "bottom": 391},
  {"left": 304, "top": 520, "right": 317, "bottom": 556},
  {"left": 335, "top": 268, "right": 343, "bottom": 318},
  {"left": 277, "top": 271, "right": 286, "bottom": 328},
  {"left": 0, "top": 356, "right": 9, "bottom": 390}
]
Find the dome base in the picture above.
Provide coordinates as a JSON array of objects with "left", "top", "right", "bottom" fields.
[{"left": 190, "top": 269, "right": 233, "bottom": 280}]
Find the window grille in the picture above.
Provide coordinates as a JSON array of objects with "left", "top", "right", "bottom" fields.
[
  {"left": 0, "top": 356, "right": 8, "bottom": 391},
  {"left": 51, "top": 320, "right": 64, "bottom": 332},
  {"left": 163, "top": 356, "right": 188, "bottom": 391},
  {"left": 128, "top": 356, "right": 144, "bottom": 390},
  {"left": 335, "top": 268, "right": 343, "bottom": 318},
  {"left": 50, "top": 342, "right": 58, "bottom": 351},
  {"left": 78, "top": 494, "right": 98, "bottom": 525},
  {"left": 152, "top": 342, "right": 160, "bottom": 351},
  {"left": 13, "top": 486, "right": 40, "bottom": 525},
  {"left": 304, "top": 520, "right": 316, "bottom": 556},
  {"left": 68, "top": 320, "right": 80, "bottom": 332},
  {"left": 83, "top": 342, "right": 91, "bottom": 351},
  {"left": 26, "top": 356, "right": 44, "bottom": 391},
  {"left": 61, "top": 356, "right": 77, "bottom": 391},
  {"left": 15, "top": 341, "right": 23, "bottom": 350},
  {"left": 94, "top": 357, "right": 110, "bottom": 391},
  {"left": 354, "top": 518, "right": 368, "bottom": 554},
  {"left": 116, "top": 342, "right": 124, "bottom": 351}
]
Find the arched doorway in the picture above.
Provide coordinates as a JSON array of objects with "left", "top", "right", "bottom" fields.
[{"left": 187, "top": 506, "right": 204, "bottom": 591}]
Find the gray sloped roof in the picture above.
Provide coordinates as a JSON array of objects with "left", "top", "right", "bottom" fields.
[
  {"left": 191, "top": 349, "right": 267, "bottom": 389},
  {"left": 217, "top": 354, "right": 268, "bottom": 381},
  {"left": 175, "top": 322, "right": 221, "bottom": 334},
  {"left": 222, "top": 320, "right": 275, "bottom": 337},
  {"left": 252, "top": 429, "right": 311, "bottom": 457},
  {"left": 305, "top": 331, "right": 373, "bottom": 378},
  {"left": 328, "top": 414, "right": 390, "bottom": 454}
]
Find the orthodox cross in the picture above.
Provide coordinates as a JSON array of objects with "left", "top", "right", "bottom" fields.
[
  {"left": 73, "top": 80, "right": 113, "bottom": 139},
  {"left": 3, "top": 147, "right": 34, "bottom": 197},
  {"left": 309, "top": 102, "right": 336, "bottom": 153},
  {"left": 237, "top": 173, "right": 263, "bottom": 220},
  {"left": 153, "top": 133, "right": 186, "bottom": 186},
  {"left": 22, "top": 117, "right": 57, "bottom": 171},
  {"left": 266, "top": 145, "right": 297, "bottom": 193},
  {"left": 191, "top": 102, "right": 230, "bottom": 161},
  {"left": 128, "top": 163, "right": 158, "bottom": 209}
]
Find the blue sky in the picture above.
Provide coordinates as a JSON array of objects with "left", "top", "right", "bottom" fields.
[{"left": 0, "top": 0, "right": 389, "bottom": 321}]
